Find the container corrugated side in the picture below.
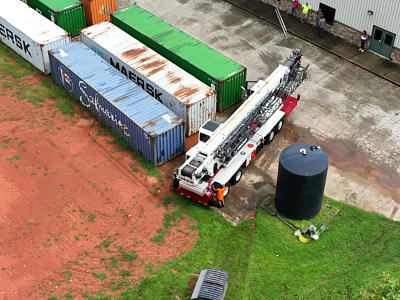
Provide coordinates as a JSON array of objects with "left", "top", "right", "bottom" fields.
[
  {"left": 81, "top": 0, "right": 116, "bottom": 25},
  {"left": 26, "top": 0, "right": 86, "bottom": 36},
  {"left": 1, "top": 0, "right": 71, "bottom": 74},
  {"left": 49, "top": 42, "right": 185, "bottom": 166},
  {"left": 111, "top": 5, "right": 247, "bottom": 112},
  {"left": 81, "top": 22, "right": 216, "bottom": 136}
]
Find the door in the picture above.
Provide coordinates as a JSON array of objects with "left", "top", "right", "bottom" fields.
[{"left": 370, "top": 26, "right": 396, "bottom": 59}]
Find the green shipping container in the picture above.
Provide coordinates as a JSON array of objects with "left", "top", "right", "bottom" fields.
[
  {"left": 25, "top": 0, "right": 86, "bottom": 36},
  {"left": 111, "top": 6, "right": 247, "bottom": 112}
]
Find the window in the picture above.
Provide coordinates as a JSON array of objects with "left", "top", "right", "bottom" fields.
[
  {"left": 384, "top": 33, "right": 394, "bottom": 46},
  {"left": 200, "top": 133, "right": 210, "bottom": 143},
  {"left": 374, "top": 29, "right": 382, "bottom": 41},
  {"left": 319, "top": 3, "right": 336, "bottom": 26}
]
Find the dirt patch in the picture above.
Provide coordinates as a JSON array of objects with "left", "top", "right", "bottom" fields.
[
  {"left": 0, "top": 77, "right": 198, "bottom": 299},
  {"left": 185, "top": 132, "right": 199, "bottom": 152}
]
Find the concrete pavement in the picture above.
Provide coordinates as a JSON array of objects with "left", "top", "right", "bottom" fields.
[
  {"left": 226, "top": 0, "right": 400, "bottom": 87},
  {"left": 123, "top": 0, "right": 400, "bottom": 222}
]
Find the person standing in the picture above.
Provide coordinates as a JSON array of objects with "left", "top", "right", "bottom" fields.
[
  {"left": 301, "top": 2, "right": 312, "bottom": 23},
  {"left": 315, "top": 9, "right": 323, "bottom": 29},
  {"left": 216, "top": 185, "right": 226, "bottom": 207},
  {"left": 359, "top": 30, "right": 368, "bottom": 52},
  {"left": 292, "top": 0, "right": 299, "bottom": 16},
  {"left": 317, "top": 16, "right": 326, "bottom": 37},
  {"left": 212, "top": 182, "right": 226, "bottom": 207}
]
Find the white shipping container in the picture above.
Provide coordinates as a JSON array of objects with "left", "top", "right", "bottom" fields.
[
  {"left": 81, "top": 22, "right": 216, "bottom": 136},
  {"left": 0, "top": 0, "right": 71, "bottom": 74}
]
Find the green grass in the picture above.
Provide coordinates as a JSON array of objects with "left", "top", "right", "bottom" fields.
[
  {"left": 133, "top": 152, "right": 163, "bottom": 184},
  {"left": 129, "top": 163, "right": 138, "bottom": 172},
  {"left": 0, "top": 43, "right": 76, "bottom": 115},
  {"left": 119, "top": 270, "right": 132, "bottom": 277},
  {"left": 150, "top": 228, "right": 168, "bottom": 244},
  {"left": 88, "top": 214, "right": 96, "bottom": 223},
  {"left": 114, "top": 195, "right": 400, "bottom": 300},
  {"left": 0, "top": 42, "right": 40, "bottom": 79},
  {"left": 94, "top": 272, "right": 107, "bottom": 280},
  {"left": 119, "top": 247, "right": 138, "bottom": 262}
]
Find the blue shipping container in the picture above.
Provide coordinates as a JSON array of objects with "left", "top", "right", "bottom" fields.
[{"left": 49, "top": 42, "right": 185, "bottom": 166}]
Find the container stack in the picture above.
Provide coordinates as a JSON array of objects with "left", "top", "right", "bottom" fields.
[
  {"left": 111, "top": 5, "right": 247, "bottom": 112},
  {"left": 1, "top": 1, "right": 253, "bottom": 166},
  {"left": 49, "top": 42, "right": 185, "bottom": 166},
  {"left": 23, "top": 0, "right": 86, "bottom": 36},
  {"left": 1, "top": 0, "right": 71, "bottom": 74},
  {"left": 81, "top": 22, "right": 216, "bottom": 136},
  {"left": 81, "top": 0, "right": 116, "bottom": 25}
]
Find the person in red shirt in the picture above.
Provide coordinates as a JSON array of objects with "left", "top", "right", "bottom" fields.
[
  {"left": 359, "top": 30, "right": 368, "bottom": 52},
  {"left": 292, "top": 0, "right": 299, "bottom": 16}
]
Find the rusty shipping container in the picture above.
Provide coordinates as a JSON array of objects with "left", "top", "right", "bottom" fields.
[
  {"left": 81, "top": 0, "right": 116, "bottom": 25},
  {"left": 1, "top": 0, "right": 71, "bottom": 74},
  {"left": 49, "top": 42, "right": 185, "bottom": 166},
  {"left": 81, "top": 22, "right": 216, "bottom": 136},
  {"left": 111, "top": 5, "right": 247, "bottom": 112}
]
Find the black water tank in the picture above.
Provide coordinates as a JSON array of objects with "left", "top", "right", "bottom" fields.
[{"left": 275, "top": 144, "right": 328, "bottom": 220}]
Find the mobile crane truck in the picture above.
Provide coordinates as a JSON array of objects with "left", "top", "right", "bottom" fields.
[{"left": 173, "top": 50, "right": 308, "bottom": 207}]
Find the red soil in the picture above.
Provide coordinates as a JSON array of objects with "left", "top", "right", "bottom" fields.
[{"left": 0, "top": 75, "right": 198, "bottom": 299}]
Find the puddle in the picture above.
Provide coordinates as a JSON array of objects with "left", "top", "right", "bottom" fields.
[{"left": 283, "top": 125, "right": 400, "bottom": 204}]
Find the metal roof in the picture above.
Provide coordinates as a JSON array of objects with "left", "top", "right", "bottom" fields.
[
  {"left": 112, "top": 5, "right": 244, "bottom": 80},
  {"left": 33, "top": 0, "right": 82, "bottom": 11},
  {"left": 50, "top": 42, "right": 183, "bottom": 136},
  {"left": 81, "top": 22, "right": 215, "bottom": 106},
  {"left": 1, "top": 0, "right": 70, "bottom": 43}
]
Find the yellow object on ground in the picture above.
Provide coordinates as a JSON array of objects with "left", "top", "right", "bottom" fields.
[{"left": 295, "top": 229, "right": 309, "bottom": 243}]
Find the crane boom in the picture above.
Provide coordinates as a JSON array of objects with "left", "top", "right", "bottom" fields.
[
  {"left": 174, "top": 49, "right": 308, "bottom": 207},
  {"left": 216, "top": 50, "right": 305, "bottom": 164}
]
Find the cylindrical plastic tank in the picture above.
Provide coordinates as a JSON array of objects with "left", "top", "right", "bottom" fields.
[{"left": 275, "top": 144, "right": 329, "bottom": 220}]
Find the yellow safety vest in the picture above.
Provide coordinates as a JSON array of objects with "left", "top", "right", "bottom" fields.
[{"left": 302, "top": 4, "right": 311, "bottom": 14}]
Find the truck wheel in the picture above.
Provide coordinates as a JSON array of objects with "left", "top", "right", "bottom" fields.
[
  {"left": 264, "top": 130, "right": 275, "bottom": 145},
  {"left": 230, "top": 168, "right": 242, "bottom": 185},
  {"left": 223, "top": 184, "right": 230, "bottom": 198},
  {"left": 275, "top": 118, "right": 284, "bottom": 133},
  {"left": 256, "top": 143, "right": 263, "bottom": 154}
]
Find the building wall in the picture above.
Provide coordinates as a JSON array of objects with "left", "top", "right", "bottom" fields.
[
  {"left": 263, "top": 0, "right": 400, "bottom": 63},
  {"left": 306, "top": 0, "right": 400, "bottom": 46}
]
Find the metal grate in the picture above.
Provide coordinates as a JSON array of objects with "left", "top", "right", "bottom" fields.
[{"left": 191, "top": 268, "right": 229, "bottom": 300}]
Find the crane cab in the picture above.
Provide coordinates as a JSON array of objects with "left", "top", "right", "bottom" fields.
[{"left": 186, "top": 119, "right": 221, "bottom": 160}]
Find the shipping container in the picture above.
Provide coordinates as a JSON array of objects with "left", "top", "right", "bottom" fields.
[
  {"left": 81, "top": 22, "right": 216, "bottom": 136},
  {"left": 111, "top": 5, "right": 247, "bottom": 112},
  {"left": 25, "top": 0, "right": 86, "bottom": 36},
  {"left": 1, "top": 0, "right": 71, "bottom": 74},
  {"left": 80, "top": 0, "right": 116, "bottom": 25},
  {"left": 49, "top": 42, "right": 185, "bottom": 166}
]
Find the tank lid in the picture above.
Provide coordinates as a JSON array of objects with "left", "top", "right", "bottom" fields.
[{"left": 279, "top": 144, "right": 329, "bottom": 176}]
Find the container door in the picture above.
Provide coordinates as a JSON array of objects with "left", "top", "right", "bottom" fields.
[{"left": 370, "top": 26, "right": 396, "bottom": 59}]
